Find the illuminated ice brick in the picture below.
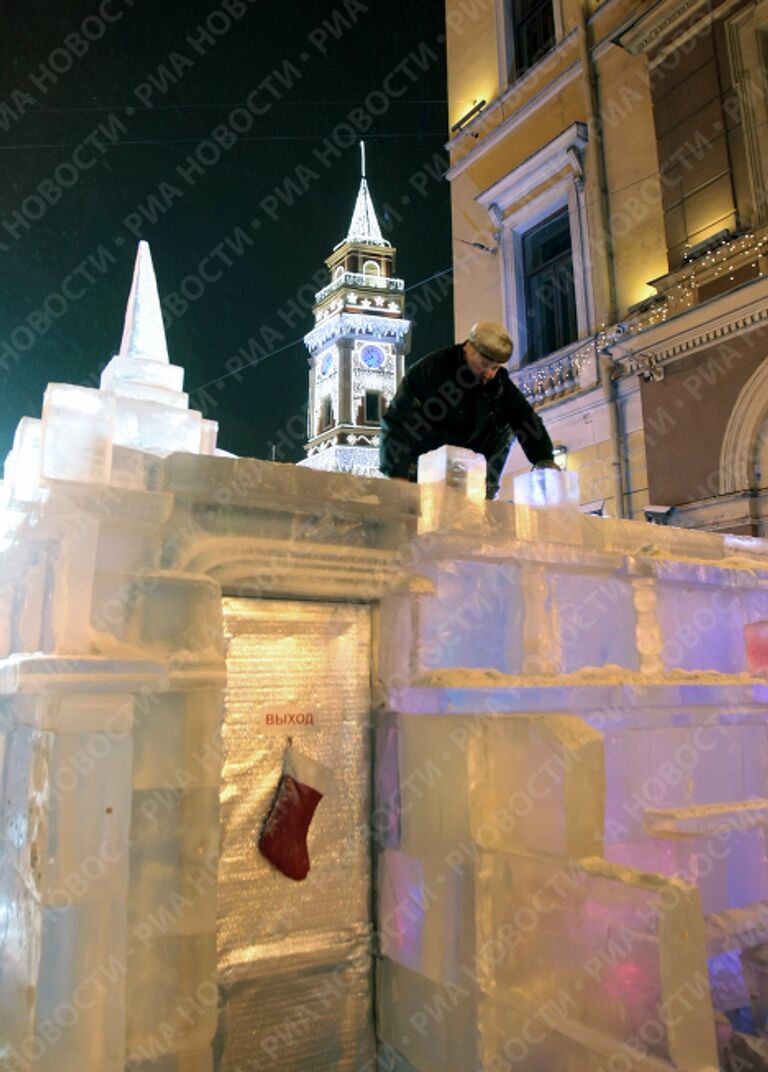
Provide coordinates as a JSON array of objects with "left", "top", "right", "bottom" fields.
[
  {"left": 550, "top": 567, "right": 638, "bottom": 673},
  {"left": 656, "top": 575, "right": 746, "bottom": 672},
  {"left": 468, "top": 714, "right": 605, "bottom": 858},
  {"left": 513, "top": 469, "right": 582, "bottom": 544},
  {"left": 128, "top": 787, "right": 220, "bottom": 937},
  {"left": 1, "top": 705, "right": 132, "bottom": 905},
  {"left": 200, "top": 419, "right": 219, "bottom": 455},
  {"left": 513, "top": 467, "right": 579, "bottom": 507},
  {"left": 378, "top": 560, "right": 525, "bottom": 683},
  {"left": 6, "top": 417, "right": 43, "bottom": 503},
  {"left": 41, "top": 383, "right": 115, "bottom": 484},
  {"left": 90, "top": 571, "right": 224, "bottom": 656},
  {"left": 376, "top": 959, "right": 478, "bottom": 1072},
  {"left": 417, "top": 445, "right": 486, "bottom": 499},
  {"left": 100, "top": 354, "right": 184, "bottom": 394},
  {"left": 476, "top": 852, "right": 717, "bottom": 1069},
  {"left": 607, "top": 825, "right": 768, "bottom": 915},
  {"left": 125, "top": 931, "right": 217, "bottom": 1054},
  {"left": 378, "top": 849, "right": 474, "bottom": 985},
  {"left": 1, "top": 894, "right": 128, "bottom": 1072},
  {"left": 603, "top": 723, "right": 768, "bottom": 843},
  {"left": 108, "top": 378, "right": 190, "bottom": 408},
  {"left": 395, "top": 714, "right": 471, "bottom": 856},
  {"left": 131, "top": 691, "right": 222, "bottom": 791},
  {"left": 113, "top": 396, "right": 203, "bottom": 455},
  {"left": 745, "top": 620, "right": 768, "bottom": 673},
  {"left": 478, "top": 996, "right": 592, "bottom": 1071}
]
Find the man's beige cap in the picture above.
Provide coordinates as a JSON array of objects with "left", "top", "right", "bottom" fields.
[{"left": 467, "top": 321, "right": 514, "bottom": 363}]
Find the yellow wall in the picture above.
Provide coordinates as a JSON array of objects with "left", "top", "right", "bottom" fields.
[
  {"left": 444, "top": 0, "right": 669, "bottom": 333},
  {"left": 445, "top": 0, "right": 500, "bottom": 131}
]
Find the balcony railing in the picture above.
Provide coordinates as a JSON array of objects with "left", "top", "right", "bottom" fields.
[
  {"left": 315, "top": 272, "right": 404, "bottom": 304},
  {"left": 512, "top": 340, "right": 598, "bottom": 406}
]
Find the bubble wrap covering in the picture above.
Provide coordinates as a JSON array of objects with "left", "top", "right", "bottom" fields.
[{"left": 216, "top": 599, "right": 374, "bottom": 1071}]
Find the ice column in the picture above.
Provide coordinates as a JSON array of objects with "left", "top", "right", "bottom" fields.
[{"left": 0, "top": 241, "right": 227, "bottom": 1072}]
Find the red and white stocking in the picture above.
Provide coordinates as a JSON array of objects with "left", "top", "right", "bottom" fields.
[{"left": 258, "top": 745, "right": 333, "bottom": 881}]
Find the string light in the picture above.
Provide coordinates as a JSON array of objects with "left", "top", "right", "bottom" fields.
[{"left": 517, "top": 230, "right": 768, "bottom": 401}]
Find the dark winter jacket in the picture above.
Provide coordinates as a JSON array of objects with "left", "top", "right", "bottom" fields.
[{"left": 380, "top": 343, "right": 554, "bottom": 498}]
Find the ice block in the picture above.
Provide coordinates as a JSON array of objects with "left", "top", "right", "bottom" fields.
[
  {"left": 2, "top": 714, "right": 132, "bottom": 906},
  {"left": 468, "top": 713, "right": 605, "bottom": 858},
  {"left": 41, "top": 384, "right": 115, "bottom": 484},
  {"left": 378, "top": 849, "right": 474, "bottom": 985},
  {"left": 376, "top": 958, "right": 478, "bottom": 1072},
  {"left": 417, "top": 445, "right": 486, "bottom": 500},
  {"left": 125, "top": 931, "right": 218, "bottom": 1055},
  {"left": 476, "top": 852, "right": 718, "bottom": 1068}
]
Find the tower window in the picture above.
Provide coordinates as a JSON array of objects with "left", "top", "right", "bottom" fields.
[
  {"left": 522, "top": 207, "right": 577, "bottom": 363},
  {"left": 363, "top": 391, "right": 383, "bottom": 424},
  {"left": 362, "top": 260, "right": 381, "bottom": 283},
  {"left": 510, "top": 0, "right": 555, "bottom": 77},
  {"left": 319, "top": 396, "right": 334, "bottom": 432}
]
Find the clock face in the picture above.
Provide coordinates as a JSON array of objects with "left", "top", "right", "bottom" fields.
[
  {"left": 320, "top": 350, "right": 334, "bottom": 376},
  {"left": 360, "top": 344, "right": 385, "bottom": 369}
]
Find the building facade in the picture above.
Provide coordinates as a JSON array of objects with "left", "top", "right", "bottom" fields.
[
  {"left": 299, "top": 151, "right": 410, "bottom": 478},
  {"left": 445, "top": 0, "right": 768, "bottom": 534}
]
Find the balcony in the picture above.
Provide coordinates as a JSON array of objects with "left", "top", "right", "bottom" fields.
[
  {"left": 512, "top": 338, "right": 598, "bottom": 406},
  {"left": 315, "top": 272, "right": 404, "bottom": 304}
]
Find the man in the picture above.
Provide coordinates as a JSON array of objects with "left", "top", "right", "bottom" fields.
[{"left": 380, "top": 321, "right": 557, "bottom": 499}]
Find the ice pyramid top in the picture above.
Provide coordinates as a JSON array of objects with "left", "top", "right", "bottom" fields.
[
  {"left": 118, "top": 240, "right": 169, "bottom": 363},
  {"left": 100, "top": 241, "right": 185, "bottom": 397}
]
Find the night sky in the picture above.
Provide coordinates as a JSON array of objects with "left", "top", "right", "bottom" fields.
[{"left": 0, "top": 0, "right": 452, "bottom": 463}]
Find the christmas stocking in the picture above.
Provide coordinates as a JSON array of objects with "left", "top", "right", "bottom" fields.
[{"left": 258, "top": 745, "right": 334, "bottom": 881}]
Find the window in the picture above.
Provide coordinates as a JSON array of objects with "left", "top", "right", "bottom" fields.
[
  {"left": 319, "top": 396, "right": 333, "bottom": 432},
  {"left": 476, "top": 123, "right": 591, "bottom": 368},
  {"left": 521, "top": 208, "right": 577, "bottom": 363},
  {"left": 362, "top": 260, "right": 381, "bottom": 283},
  {"left": 363, "top": 391, "right": 383, "bottom": 424},
  {"left": 510, "top": 0, "right": 555, "bottom": 76}
]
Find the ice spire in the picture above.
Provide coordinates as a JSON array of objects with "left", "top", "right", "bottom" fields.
[
  {"left": 345, "top": 141, "right": 390, "bottom": 247},
  {"left": 118, "top": 240, "right": 169, "bottom": 363}
]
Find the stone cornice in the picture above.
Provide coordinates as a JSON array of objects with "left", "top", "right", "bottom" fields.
[
  {"left": 610, "top": 274, "right": 768, "bottom": 374},
  {"left": 304, "top": 312, "right": 411, "bottom": 354},
  {"left": 446, "top": 55, "right": 582, "bottom": 182},
  {"left": 476, "top": 123, "right": 588, "bottom": 215},
  {"left": 619, "top": 0, "right": 745, "bottom": 63}
]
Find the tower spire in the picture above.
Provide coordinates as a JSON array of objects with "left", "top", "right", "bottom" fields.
[
  {"left": 119, "top": 240, "right": 169, "bottom": 363},
  {"left": 345, "top": 145, "right": 389, "bottom": 248}
]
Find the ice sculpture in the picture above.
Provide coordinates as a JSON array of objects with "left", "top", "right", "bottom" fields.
[{"left": 2, "top": 245, "right": 768, "bottom": 1071}]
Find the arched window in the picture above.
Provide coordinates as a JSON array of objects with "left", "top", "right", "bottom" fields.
[
  {"left": 333, "top": 265, "right": 344, "bottom": 281},
  {"left": 362, "top": 260, "right": 381, "bottom": 283}
]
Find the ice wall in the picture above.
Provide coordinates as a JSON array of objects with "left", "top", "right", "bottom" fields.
[{"left": 375, "top": 446, "right": 768, "bottom": 1071}]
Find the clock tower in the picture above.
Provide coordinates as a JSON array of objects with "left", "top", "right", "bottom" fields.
[{"left": 299, "top": 143, "right": 410, "bottom": 477}]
